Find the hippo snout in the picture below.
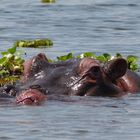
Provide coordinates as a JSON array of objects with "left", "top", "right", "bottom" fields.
[{"left": 16, "top": 89, "right": 47, "bottom": 105}]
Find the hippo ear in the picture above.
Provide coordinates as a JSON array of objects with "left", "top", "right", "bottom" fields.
[
  {"left": 103, "top": 58, "right": 127, "bottom": 81},
  {"left": 22, "top": 53, "right": 49, "bottom": 82},
  {"left": 30, "top": 53, "right": 49, "bottom": 75}
]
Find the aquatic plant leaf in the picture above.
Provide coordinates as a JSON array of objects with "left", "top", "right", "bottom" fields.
[
  {"left": 1, "top": 51, "right": 9, "bottom": 56},
  {"left": 7, "top": 46, "right": 17, "bottom": 54},
  {"left": 127, "top": 55, "right": 139, "bottom": 71},
  {"left": 116, "top": 53, "right": 122, "bottom": 58},
  {"left": 57, "top": 53, "right": 73, "bottom": 61},
  {"left": 102, "top": 53, "right": 111, "bottom": 61},
  {"left": 127, "top": 55, "right": 138, "bottom": 62},
  {"left": 0, "top": 70, "right": 9, "bottom": 76},
  {"left": 77, "top": 52, "right": 95, "bottom": 59},
  {"left": 15, "top": 57, "right": 25, "bottom": 65},
  {"left": 0, "top": 57, "right": 7, "bottom": 65},
  {"left": 129, "top": 63, "right": 138, "bottom": 71},
  {"left": 96, "top": 55, "right": 106, "bottom": 62}
]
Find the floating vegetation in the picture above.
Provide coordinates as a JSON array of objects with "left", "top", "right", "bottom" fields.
[
  {"left": 0, "top": 46, "right": 25, "bottom": 86},
  {"left": 0, "top": 76, "right": 20, "bottom": 86},
  {"left": 127, "top": 55, "right": 139, "bottom": 71},
  {"left": 14, "top": 39, "right": 53, "bottom": 48},
  {"left": 57, "top": 53, "right": 74, "bottom": 61},
  {"left": 56, "top": 52, "right": 139, "bottom": 72},
  {"left": 41, "top": 0, "right": 56, "bottom": 4}
]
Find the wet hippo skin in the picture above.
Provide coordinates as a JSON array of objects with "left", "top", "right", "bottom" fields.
[{"left": 1, "top": 53, "right": 140, "bottom": 105}]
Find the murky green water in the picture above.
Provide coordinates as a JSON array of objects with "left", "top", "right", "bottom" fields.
[{"left": 0, "top": 0, "right": 140, "bottom": 139}]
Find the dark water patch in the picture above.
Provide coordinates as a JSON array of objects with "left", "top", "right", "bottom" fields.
[
  {"left": 2, "top": 10, "right": 12, "bottom": 14},
  {"left": 0, "top": 136, "right": 13, "bottom": 140},
  {"left": 127, "top": 4, "right": 139, "bottom": 7},
  {"left": 96, "top": 3, "right": 139, "bottom": 7},
  {"left": 103, "top": 19, "right": 124, "bottom": 23},
  {"left": 113, "top": 27, "right": 132, "bottom": 31},
  {"left": 0, "top": 27, "right": 9, "bottom": 31}
]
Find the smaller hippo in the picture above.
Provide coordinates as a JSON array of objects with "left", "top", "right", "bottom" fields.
[{"left": 1, "top": 53, "right": 140, "bottom": 105}]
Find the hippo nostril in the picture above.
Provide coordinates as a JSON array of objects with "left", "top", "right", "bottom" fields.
[
  {"left": 16, "top": 89, "right": 47, "bottom": 105},
  {"left": 17, "top": 97, "right": 35, "bottom": 104}
]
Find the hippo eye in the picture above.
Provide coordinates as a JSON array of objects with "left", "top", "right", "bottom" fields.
[
  {"left": 87, "top": 66, "right": 101, "bottom": 79},
  {"left": 90, "top": 66, "right": 100, "bottom": 74},
  {"left": 29, "top": 85, "right": 41, "bottom": 89}
]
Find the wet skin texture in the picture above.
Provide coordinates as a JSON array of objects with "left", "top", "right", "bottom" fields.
[{"left": 1, "top": 53, "right": 140, "bottom": 105}]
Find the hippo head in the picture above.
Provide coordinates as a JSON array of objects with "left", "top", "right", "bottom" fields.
[{"left": 16, "top": 53, "right": 128, "bottom": 105}]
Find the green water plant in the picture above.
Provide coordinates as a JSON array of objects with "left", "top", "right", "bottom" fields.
[
  {"left": 0, "top": 76, "right": 20, "bottom": 86},
  {"left": 41, "top": 0, "right": 55, "bottom": 4},
  {"left": 56, "top": 52, "right": 139, "bottom": 72},
  {"left": 126, "top": 55, "right": 139, "bottom": 71},
  {"left": 14, "top": 39, "right": 53, "bottom": 48},
  {"left": 0, "top": 46, "right": 25, "bottom": 85},
  {"left": 57, "top": 53, "right": 74, "bottom": 61}
]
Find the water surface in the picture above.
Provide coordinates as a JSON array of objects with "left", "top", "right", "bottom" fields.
[{"left": 0, "top": 0, "right": 140, "bottom": 139}]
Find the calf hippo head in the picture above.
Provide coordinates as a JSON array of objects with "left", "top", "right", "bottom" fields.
[{"left": 17, "top": 53, "right": 128, "bottom": 104}]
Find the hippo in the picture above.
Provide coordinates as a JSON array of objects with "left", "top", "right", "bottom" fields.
[{"left": 1, "top": 53, "right": 140, "bottom": 105}]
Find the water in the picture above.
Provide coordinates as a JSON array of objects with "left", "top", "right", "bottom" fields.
[{"left": 0, "top": 0, "right": 140, "bottom": 139}]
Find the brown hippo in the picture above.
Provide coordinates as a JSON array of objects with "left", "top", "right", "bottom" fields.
[{"left": 1, "top": 53, "right": 140, "bottom": 105}]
